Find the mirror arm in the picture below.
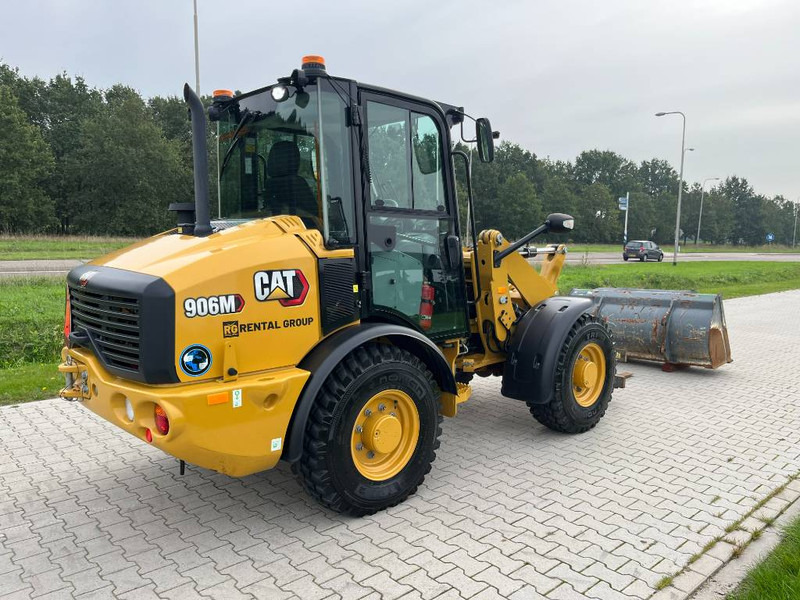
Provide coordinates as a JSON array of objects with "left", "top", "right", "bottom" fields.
[
  {"left": 452, "top": 149, "right": 480, "bottom": 299},
  {"left": 456, "top": 111, "right": 477, "bottom": 143},
  {"left": 493, "top": 223, "right": 549, "bottom": 267}
]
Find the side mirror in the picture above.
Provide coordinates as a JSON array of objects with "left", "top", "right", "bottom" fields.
[
  {"left": 546, "top": 213, "right": 575, "bottom": 234},
  {"left": 476, "top": 118, "right": 494, "bottom": 163}
]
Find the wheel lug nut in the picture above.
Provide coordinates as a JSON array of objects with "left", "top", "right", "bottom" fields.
[
  {"left": 364, "top": 409, "right": 372, "bottom": 416},
  {"left": 356, "top": 443, "right": 363, "bottom": 451},
  {"left": 378, "top": 403, "right": 386, "bottom": 411},
  {"left": 367, "top": 451, "right": 375, "bottom": 459}
]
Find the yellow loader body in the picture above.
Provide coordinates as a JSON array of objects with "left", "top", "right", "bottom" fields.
[
  {"left": 60, "top": 216, "right": 353, "bottom": 475},
  {"left": 62, "top": 346, "right": 308, "bottom": 476}
]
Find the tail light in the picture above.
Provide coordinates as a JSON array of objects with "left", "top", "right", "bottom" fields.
[
  {"left": 154, "top": 405, "right": 170, "bottom": 435},
  {"left": 63, "top": 288, "right": 71, "bottom": 339}
]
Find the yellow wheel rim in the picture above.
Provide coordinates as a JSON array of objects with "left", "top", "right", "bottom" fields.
[
  {"left": 572, "top": 342, "right": 606, "bottom": 408},
  {"left": 351, "top": 389, "right": 420, "bottom": 481}
]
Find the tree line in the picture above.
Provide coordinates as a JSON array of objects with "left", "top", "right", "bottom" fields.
[
  {"left": 1, "top": 63, "right": 796, "bottom": 245},
  {"left": 462, "top": 145, "right": 797, "bottom": 246}
]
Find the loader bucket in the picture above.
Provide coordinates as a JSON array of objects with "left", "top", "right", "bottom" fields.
[{"left": 569, "top": 288, "right": 733, "bottom": 369}]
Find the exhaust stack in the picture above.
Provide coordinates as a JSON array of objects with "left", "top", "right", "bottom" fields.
[{"left": 182, "top": 83, "right": 212, "bottom": 237}]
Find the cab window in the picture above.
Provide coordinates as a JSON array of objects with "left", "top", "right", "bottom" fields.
[{"left": 366, "top": 102, "right": 446, "bottom": 213}]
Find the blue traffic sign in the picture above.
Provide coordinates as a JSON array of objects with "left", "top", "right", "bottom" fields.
[{"left": 766, "top": 232, "right": 775, "bottom": 242}]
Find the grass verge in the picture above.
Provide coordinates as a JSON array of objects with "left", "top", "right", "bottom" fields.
[
  {"left": 0, "top": 235, "right": 136, "bottom": 260},
  {"left": 726, "top": 514, "right": 800, "bottom": 599},
  {"left": 0, "top": 277, "right": 65, "bottom": 367},
  {"left": 0, "top": 363, "right": 61, "bottom": 407},
  {"left": 2, "top": 261, "right": 800, "bottom": 407},
  {"left": 564, "top": 243, "right": 800, "bottom": 254},
  {"left": 558, "top": 261, "right": 800, "bottom": 299}
]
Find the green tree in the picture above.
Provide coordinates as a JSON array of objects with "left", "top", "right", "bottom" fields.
[
  {"left": 574, "top": 150, "right": 638, "bottom": 198},
  {"left": 39, "top": 73, "right": 104, "bottom": 232},
  {"left": 0, "top": 86, "right": 55, "bottom": 232},
  {"left": 65, "top": 85, "right": 191, "bottom": 235},
  {"left": 149, "top": 93, "right": 219, "bottom": 217},
  {"left": 495, "top": 173, "right": 542, "bottom": 239},
  {"left": 701, "top": 190, "right": 734, "bottom": 244},
  {"left": 718, "top": 176, "right": 762, "bottom": 245},
  {"left": 638, "top": 158, "right": 678, "bottom": 198},
  {"left": 573, "top": 183, "right": 618, "bottom": 243},
  {"left": 624, "top": 191, "right": 659, "bottom": 244}
]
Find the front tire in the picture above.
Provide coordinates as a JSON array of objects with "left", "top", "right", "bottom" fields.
[
  {"left": 528, "top": 314, "right": 615, "bottom": 434},
  {"left": 623, "top": 255, "right": 629, "bottom": 261},
  {"left": 658, "top": 253, "right": 664, "bottom": 262},
  {"left": 294, "top": 343, "right": 442, "bottom": 516},
  {"left": 639, "top": 254, "right": 646, "bottom": 262}
]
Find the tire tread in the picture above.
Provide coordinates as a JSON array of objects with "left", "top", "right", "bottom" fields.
[
  {"left": 294, "top": 343, "right": 442, "bottom": 516},
  {"left": 527, "top": 314, "right": 613, "bottom": 434}
]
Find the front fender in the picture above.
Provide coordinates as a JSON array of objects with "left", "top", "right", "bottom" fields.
[
  {"left": 501, "top": 296, "right": 595, "bottom": 404},
  {"left": 282, "top": 323, "right": 457, "bottom": 463}
]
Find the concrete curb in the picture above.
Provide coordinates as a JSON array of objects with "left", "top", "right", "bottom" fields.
[{"left": 649, "top": 477, "right": 800, "bottom": 600}]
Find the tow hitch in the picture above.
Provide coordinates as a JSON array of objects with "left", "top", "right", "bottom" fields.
[{"left": 58, "top": 349, "right": 90, "bottom": 401}]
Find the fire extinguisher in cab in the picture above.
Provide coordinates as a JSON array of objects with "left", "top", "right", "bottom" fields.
[{"left": 419, "top": 280, "right": 434, "bottom": 330}]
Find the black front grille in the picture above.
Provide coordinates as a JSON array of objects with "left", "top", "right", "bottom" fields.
[{"left": 69, "top": 285, "right": 141, "bottom": 372}]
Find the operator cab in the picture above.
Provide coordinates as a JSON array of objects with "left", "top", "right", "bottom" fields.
[{"left": 207, "top": 56, "right": 496, "bottom": 341}]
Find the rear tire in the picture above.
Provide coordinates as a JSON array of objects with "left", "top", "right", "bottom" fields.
[
  {"left": 622, "top": 255, "right": 628, "bottom": 261},
  {"left": 294, "top": 343, "right": 441, "bottom": 516},
  {"left": 639, "top": 254, "right": 646, "bottom": 262},
  {"left": 528, "top": 314, "right": 615, "bottom": 434}
]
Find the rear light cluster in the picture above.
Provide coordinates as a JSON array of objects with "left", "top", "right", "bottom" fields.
[
  {"left": 63, "top": 287, "right": 71, "bottom": 339},
  {"left": 154, "top": 405, "right": 170, "bottom": 435}
]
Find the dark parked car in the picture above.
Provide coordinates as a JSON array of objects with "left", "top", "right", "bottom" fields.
[{"left": 623, "top": 240, "right": 664, "bottom": 262}]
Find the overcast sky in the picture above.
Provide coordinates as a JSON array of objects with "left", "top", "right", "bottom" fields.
[{"left": 2, "top": 0, "right": 798, "bottom": 200}]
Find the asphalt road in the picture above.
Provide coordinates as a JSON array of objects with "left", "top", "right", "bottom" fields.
[
  {"left": 0, "top": 259, "right": 84, "bottom": 278},
  {"left": 534, "top": 250, "right": 800, "bottom": 265},
  {"left": 1, "top": 251, "right": 799, "bottom": 279}
]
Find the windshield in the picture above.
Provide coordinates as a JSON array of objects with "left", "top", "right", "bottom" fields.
[{"left": 217, "top": 79, "right": 355, "bottom": 246}]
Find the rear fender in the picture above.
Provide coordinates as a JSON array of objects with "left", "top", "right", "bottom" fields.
[
  {"left": 282, "top": 323, "right": 457, "bottom": 463},
  {"left": 501, "top": 296, "right": 595, "bottom": 404}
]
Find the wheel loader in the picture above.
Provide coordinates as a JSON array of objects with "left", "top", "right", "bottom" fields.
[{"left": 59, "top": 56, "right": 619, "bottom": 515}]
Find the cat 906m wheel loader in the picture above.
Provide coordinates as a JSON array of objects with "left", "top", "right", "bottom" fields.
[{"left": 59, "top": 56, "right": 619, "bottom": 515}]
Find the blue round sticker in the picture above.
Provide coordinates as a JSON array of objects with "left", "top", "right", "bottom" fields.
[{"left": 180, "top": 344, "right": 212, "bottom": 377}]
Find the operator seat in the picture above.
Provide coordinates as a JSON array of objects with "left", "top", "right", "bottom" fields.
[{"left": 265, "top": 140, "right": 318, "bottom": 218}]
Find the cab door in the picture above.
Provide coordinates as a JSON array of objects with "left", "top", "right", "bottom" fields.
[{"left": 360, "top": 93, "right": 468, "bottom": 340}]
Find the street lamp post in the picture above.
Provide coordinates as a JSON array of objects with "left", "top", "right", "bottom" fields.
[
  {"left": 696, "top": 176, "right": 720, "bottom": 245},
  {"left": 193, "top": 0, "right": 200, "bottom": 94},
  {"left": 793, "top": 198, "right": 798, "bottom": 248},
  {"left": 656, "top": 111, "right": 687, "bottom": 265}
]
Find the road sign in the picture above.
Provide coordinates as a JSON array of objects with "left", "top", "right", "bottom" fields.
[
  {"left": 766, "top": 232, "right": 775, "bottom": 243},
  {"left": 618, "top": 197, "right": 628, "bottom": 210}
]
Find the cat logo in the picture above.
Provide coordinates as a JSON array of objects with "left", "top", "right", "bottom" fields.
[
  {"left": 253, "top": 269, "right": 309, "bottom": 307},
  {"left": 79, "top": 271, "right": 98, "bottom": 287}
]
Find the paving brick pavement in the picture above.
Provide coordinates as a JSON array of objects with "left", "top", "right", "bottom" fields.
[{"left": 1, "top": 289, "right": 799, "bottom": 599}]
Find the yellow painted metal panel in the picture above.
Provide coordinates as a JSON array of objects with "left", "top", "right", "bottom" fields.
[{"left": 63, "top": 347, "right": 309, "bottom": 477}]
